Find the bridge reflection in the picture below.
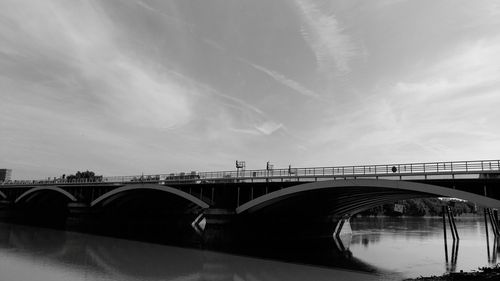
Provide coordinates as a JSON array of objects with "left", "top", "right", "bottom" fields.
[{"left": 0, "top": 223, "right": 378, "bottom": 281}]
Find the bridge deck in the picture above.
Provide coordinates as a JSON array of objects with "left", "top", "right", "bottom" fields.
[{"left": 2, "top": 159, "right": 499, "bottom": 186}]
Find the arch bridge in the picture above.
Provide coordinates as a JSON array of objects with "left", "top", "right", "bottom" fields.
[{"left": 1, "top": 160, "right": 500, "bottom": 248}]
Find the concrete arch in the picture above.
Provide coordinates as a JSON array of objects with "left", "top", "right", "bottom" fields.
[
  {"left": 15, "top": 186, "right": 77, "bottom": 204},
  {"left": 236, "top": 179, "right": 500, "bottom": 214},
  {"left": 90, "top": 184, "right": 210, "bottom": 208},
  {"left": 0, "top": 190, "right": 6, "bottom": 199}
]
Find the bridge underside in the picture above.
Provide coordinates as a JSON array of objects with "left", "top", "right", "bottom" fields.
[
  {"left": 90, "top": 189, "right": 204, "bottom": 244},
  {"left": 1, "top": 178, "right": 500, "bottom": 263},
  {"left": 222, "top": 179, "right": 500, "bottom": 260},
  {"left": 240, "top": 186, "right": 433, "bottom": 216},
  {"left": 13, "top": 190, "right": 73, "bottom": 228},
  {"left": 231, "top": 186, "right": 433, "bottom": 258}
]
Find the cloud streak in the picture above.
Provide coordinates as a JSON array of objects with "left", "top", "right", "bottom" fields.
[
  {"left": 2, "top": 0, "right": 500, "bottom": 179},
  {"left": 246, "top": 61, "right": 321, "bottom": 99},
  {"left": 393, "top": 38, "right": 500, "bottom": 102},
  {"left": 294, "top": 0, "right": 357, "bottom": 74},
  {"left": 0, "top": 0, "right": 195, "bottom": 130}
]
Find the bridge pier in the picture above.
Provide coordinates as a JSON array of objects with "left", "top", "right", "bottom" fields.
[
  {"left": 66, "top": 202, "right": 93, "bottom": 232},
  {"left": 200, "top": 209, "right": 236, "bottom": 249},
  {"left": 0, "top": 200, "right": 13, "bottom": 221}
]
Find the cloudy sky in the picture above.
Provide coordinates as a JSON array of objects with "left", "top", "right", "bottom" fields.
[{"left": 1, "top": 0, "right": 500, "bottom": 179}]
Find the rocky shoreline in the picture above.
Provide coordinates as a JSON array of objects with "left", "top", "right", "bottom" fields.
[{"left": 404, "top": 265, "right": 500, "bottom": 280}]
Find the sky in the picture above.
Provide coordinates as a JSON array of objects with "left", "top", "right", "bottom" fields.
[{"left": 1, "top": 0, "right": 500, "bottom": 179}]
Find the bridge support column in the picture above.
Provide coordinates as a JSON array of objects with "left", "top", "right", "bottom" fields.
[
  {"left": 66, "top": 202, "right": 93, "bottom": 232},
  {"left": 333, "top": 214, "right": 352, "bottom": 252},
  {"left": 198, "top": 209, "right": 236, "bottom": 250},
  {"left": 0, "top": 200, "right": 13, "bottom": 221},
  {"left": 334, "top": 214, "right": 352, "bottom": 238}
]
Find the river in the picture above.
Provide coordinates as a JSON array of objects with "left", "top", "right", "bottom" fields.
[
  {"left": 349, "top": 216, "right": 497, "bottom": 278},
  {"left": 0, "top": 216, "right": 496, "bottom": 280}
]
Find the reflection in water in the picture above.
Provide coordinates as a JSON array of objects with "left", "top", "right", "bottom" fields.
[
  {"left": 486, "top": 236, "right": 500, "bottom": 264},
  {"left": 351, "top": 233, "right": 381, "bottom": 247},
  {"left": 0, "top": 223, "right": 377, "bottom": 281},
  {"left": 444, "top": 240, "right": 459, "bottom": 272},
  {"left": 484, "top": 208, "right": 500, "bottom": 265},
  {"left": 2, "top": 217, "right": 498, "bottom": 280},
  {"left": 349, "top": 217, "right": 500, "bottom": 278}
]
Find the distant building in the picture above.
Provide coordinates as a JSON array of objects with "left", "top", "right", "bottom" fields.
[
  {"left": 0, "top": 169, "right": 12, "bottom": 182},
  {"left": 439, "top": 197, "right": 467, "bottom": 202}
]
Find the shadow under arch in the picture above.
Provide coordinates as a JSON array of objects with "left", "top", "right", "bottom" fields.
[
  {"left": 229, "top": 179, "right": 500, "bottom": 267},
  {"left": 14, "top": 186, "right": 77, "bottom": 204},
  {"left": 89, "top": 184, "right": 209, "bottom": 245},
  {"left": 13, "top": 186, "right": 77, "bottom": 228},
  {"left": 90, "top": 184, "right": 209, "bottom": 209},
  {"left": 0, "top": 190, "right": 6, "bottom": 200},
  {"left": 236, "top": 179, "right": 500, "bottom": 215}
]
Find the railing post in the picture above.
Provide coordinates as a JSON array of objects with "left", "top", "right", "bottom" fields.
[{"left": 236, "top": 187, "right": 240, "bottom": 207}]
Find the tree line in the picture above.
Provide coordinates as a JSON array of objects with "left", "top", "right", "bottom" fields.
[
  {"left": 64, "top": 171, "right": 102, "bottom": 182},
  {"left": 359, "top": 198, "right": 477, "bottom": 217}
]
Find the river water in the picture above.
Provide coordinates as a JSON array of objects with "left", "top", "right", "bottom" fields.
[
  {"left": 0, "top": 216, "right": 496, "bottom": 280},
  {"left": 349, "top": 216, "right": 497, "bottom": 278}
]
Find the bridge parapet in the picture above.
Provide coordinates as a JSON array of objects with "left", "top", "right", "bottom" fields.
[{"left": 2, "top": 159, "right": 500, "bottom": 186}]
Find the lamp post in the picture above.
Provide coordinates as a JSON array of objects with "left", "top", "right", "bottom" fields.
[
  {"left": 266, "top": 161, "right": 274, "bottom": 180},
  {"left": 236, "top": 160, "right": 245, "bottom": 179}
]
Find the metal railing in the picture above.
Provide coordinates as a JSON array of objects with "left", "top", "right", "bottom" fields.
[{"left": 2, "top": 160, "right": 500, "bottom": 186}]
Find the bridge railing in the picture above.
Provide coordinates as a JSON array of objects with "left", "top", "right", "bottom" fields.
[{"left": 2, "top": 160, "right": 500, "bottom": 186}]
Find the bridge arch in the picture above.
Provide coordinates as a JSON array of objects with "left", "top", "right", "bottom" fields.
[
  {"left": 236, "top": 179, "right": 500, "bottom": 215},
  {"left": 90, "top": 184, "right": 210, "bottom": 208},
  {"left": 15, "top": 186, "right": 77, "bottom": 204}
]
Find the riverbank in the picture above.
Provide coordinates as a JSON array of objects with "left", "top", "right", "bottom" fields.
[
  {"left": 404, "top": 265, "right": 500, "bottom": 280},
  {"left": 354, "top": 213, "right": 482, "bottom": 218}
]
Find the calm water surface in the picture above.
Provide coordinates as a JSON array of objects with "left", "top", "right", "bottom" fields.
[
  {"left": 0, "top": 216, "right": 496, "bottom": 280},
  {"left": 349, "top": 216, "right": 497, "bottom": 278}
]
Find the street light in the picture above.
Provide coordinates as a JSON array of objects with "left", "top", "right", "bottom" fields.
[
  {"left": 266, "top": 161, "right": 274, "bottom": 180},
  {"left": 266, "top": 161, "right": 274, "bottom": 171},
  {"left": 236, "top": 160, "right": 245, "bottom": 178}
]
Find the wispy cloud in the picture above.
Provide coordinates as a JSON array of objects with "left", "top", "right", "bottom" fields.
[
  {"left": 230, "top": 121, "right": 284, "bottom": 136},
  {"left": 165, "top": 68, "right": 266, "bottom": 117},
  {"left": 393, "top": 38, "right": 500, "bottom": 102},
  {"left": 0, "top": 0, "right": 195, "bottom": 130},
  {"left": 3, "top": 0, "right": 499, "bottom": 178},
  {"left": 351, "top": 37, "right": 500, "bottom": 158},
  {"left": 246, "top": 61, "right": 321, "bottom": 99},
  {"left": 255, "top": 121, "right": 284, "bottom": 135},
  {"left": 294, "top": 0, "right": 357, "bottom": 74},
  {"left": 299, "top": 35, "right": 500, "bottom": 164},
  {"left": 135, "top": 0, "right": 193, "bottom": 28}
]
